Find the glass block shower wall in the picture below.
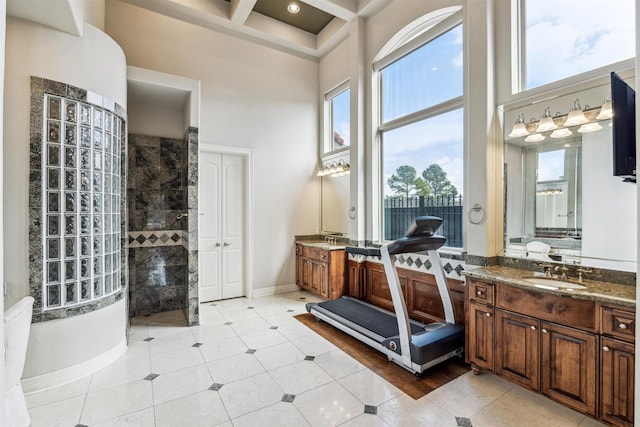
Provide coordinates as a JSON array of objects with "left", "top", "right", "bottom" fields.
[{"left": 29, "top": 77, "right": 127, "bottom": 321}]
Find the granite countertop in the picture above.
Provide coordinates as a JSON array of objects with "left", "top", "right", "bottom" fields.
[
  {"left": 462, "top": 265, "right": 636, "bottom": 307},
  {"left": 296, "top": 240, "right": 347, "bottom": 251}
]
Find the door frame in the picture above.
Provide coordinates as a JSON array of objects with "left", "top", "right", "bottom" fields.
[{"left": 199, "top": 145, "right": 254, "bottom": 299}]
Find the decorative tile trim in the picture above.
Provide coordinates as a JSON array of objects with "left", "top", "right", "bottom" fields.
[
  {"left": 128, "top": 230, "right": 187, "bottom": 248},
  {"left": 347, "top": 252, "right": 467, "bottom": 280}
]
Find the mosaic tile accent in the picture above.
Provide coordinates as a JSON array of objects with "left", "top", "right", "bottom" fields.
[
  {"left": 29, "top": 77, "right": 127, "bottom": 321},
  {"left": 364, "top": 405, "right": 377, "bottom": 415},
  {"left": 269, "top": 326, "right": 279, "bottom": 330},
  {"left": 143, "top": 337, "right": 155, "bottom": 342},
  {"left": 209, "top": 383, "right": 223, "bottom": 391},
  {"left": 304, "top": 355, "right": 315, "bottom": 361},
  {"left": 192, "top": 343, "right": 203, "bottom": 348},
  {"left": 246, "top": 349, "right": 256, "bottom": 354},
  {"left": 281, "top": 394, "right": 296, "bottom": 403},
  {"left": 456, "top": 416, "right": 473, "bottom": 427},
  {"left": 347, "top": 251, "right": 467, "bottom": 280},
  {"left": 128, "top": 230, "right": 187, "bottom": 248},
  {"left": 144, "top": 373, "right": 159, "bottom": 381}
]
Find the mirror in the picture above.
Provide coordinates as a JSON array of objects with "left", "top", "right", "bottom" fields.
[
  {"left": 321, "top": 172, "right": 350, "bottom": 235},
  {"left": 503, "top": 83, "right": 637, "bottom": 272}
]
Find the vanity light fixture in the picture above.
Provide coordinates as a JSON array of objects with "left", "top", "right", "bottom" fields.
[
  {"left": 287, "top": 2, "right": 300, "bottom": 13},
  {"left": 525, "top": 133, "right": 545, "bottom": 142},
  {"left": 550, "top": 128, "right": 573, "bottom": 139},
  {"left": 535, "top": 107, "right": 558, "bottom": 132},
  {"left": 563, "top": 99, "right": 589, "bottom": 127},
  {"left": 577, "top": 122, "right": 603, "bottom": 133},
  {"left": 595, "top": 97, "right": 613, "bottom": 120},
  {"left": 317, "top": 160, "right": 350, "bottom": 177},
  {"left": 508, "top": 112, "right": 530, "bottom": 138}
]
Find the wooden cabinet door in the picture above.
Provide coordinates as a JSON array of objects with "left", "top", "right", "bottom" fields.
[
  {"left": 601, "top": 338, "right": 635, "bottom": 427},
  {"left": 467, "top": 302, "right": 495, "bottom": 372},
  {"left": 295, "top": 256, "right": 303, "bottom": 287},
  {"left": 541, "top": 322, "right": 597, "bottom": 416},
  {"left": 301, "top": 258, "right": 313, "bottom": 291},
  {"left": 348, "top": 261, "right": 366, "bottom": 298},
  {"left": 308, "top": 260, "right": 326, "bottom": 296},
  {"left": 496, "top": 310, "right": 540, "bottom": 390}
]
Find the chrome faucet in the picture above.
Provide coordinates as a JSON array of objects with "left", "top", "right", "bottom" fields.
[{"left": 554, "top": 265, "right": 569, "bottom": 280}]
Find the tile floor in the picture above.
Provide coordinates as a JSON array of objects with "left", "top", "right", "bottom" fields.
[{"left": 25, "top": 291, "right": 607, "bottom": 427}]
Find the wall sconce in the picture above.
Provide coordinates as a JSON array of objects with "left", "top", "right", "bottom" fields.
[
  {"left": 508, "top": 96, "right": 611, "bottom": 142},
  {"left": 317, "top": 160, "right": 350, "bottom": 177}
]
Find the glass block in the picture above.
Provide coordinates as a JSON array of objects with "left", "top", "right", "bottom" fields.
[
  {"left": 80, "top": 280, "right": 91, "bottom": 301},
  {"left": 112, "top": 234, "right": 119, "bottom": 251},
  {"left": 93, "top": 277, "right": 103, "bottom": 297},
  {"left": 65, "top": 192, "right": 76, "bottom": 212},
  {"left": 65, "top": 214, "right": 76, "bottom": 235},
  {"left": 64, "top": 147, "right": 76, "bottom": 168},
  {"left": 104, "top": 193, "right": 111, "bottom": 212},
  {"left": 105, "top": 112, "right": 112, "bottom": 132},
  {"left": 113, "top": 137, "right": 120, "bottom": 154},
  {"left": 105, "top": 234, "right": 112, "bottom": 253},
  {"left": 47, "top": 284, "right": 61, "bottom": 307},
  {"left": 47, "top": 144, "right": 60, "bottom": 166},
  {"left": 65, "top": 101, "right": 77, "bottom": 123},
  {"left": 64, "top": 237, "right": 76, "bottom": 258},
  {"left": 64, "top": 169, "right": 76, "bottom": 190},
  {"left": 114, "top": 117, "right": 121, "bottom": 135},
  {"left": 47, "top": 168, "right": 60, "bottom": 189},
  {"left": 47, "top": 261, "right": 60, "bottom": 283},
  {"left": 47, "top": 238, "right": 60, "bottom": 259},
  {"left": 112, "top": 273, "right": 120, "bottom": 291},
  {"left": 80, "top": 214, "right": 90, "bottom": 235},
  {"left": 80, "top": 149, "right": 90, "bottom": 170},
  {"left": 112, "top": 195, "right": 118, "bottom": 212},
  {"left": 48, "top": 215, "right": 60, "bottom": 236},
  {"left": 105, "top": 173, "right": 112, "bottom": 193},
  {"left": 105, "top": 252, "right": 112, "bottom": 273},
  {"left": 66, "top": 282, "right": 77, "bottom": 304},
  {"left": 93, "top": 256, "right": 102, "bottom": 275},
  {"left": 80, "top": 258, "right": 90, "bottom": 278},
  {"left": 47, "top": 192, "right": 60, "bottom": 213},
  {"left": 93, "top": 236, "right": 102, "bottom": 255},
  {"left": 80, "top": 126, "right": 91, "bottom": 148},
  {"left": 64, "top": 124, "right": 76, "bottom": 145},
  {"left": 93, "top": 172, "right": 102, "bottom": 192},
  {"left": 93, "top": 151, "right": 102, "bottom": 171},
  {"left": 65, "top": 260, "right": 76, "bottom": 280},
  {"left": 104, "top": 154, "right": 111, "bottom": 174},
  {"left": 80, "top": 193, "right": 90, "bottom": 213},
  {"left": 104, "top": 274, "right": 112, "bottom": 294},
  {"left": 112, "top": 176, "right": 119, "bottom": 195},
  {"left": 93, "top": 109, "right": 102, "bottom": 129},
  {"left": 105, "top": 134, "right": 112, "bottom": 153},
  {"left": 80, "top": 171, "right": 90, "bottom": 192},
  {"left": 48, "top": 97, "right": 61, "bottom": 119},
  {"left": 93, "top": 129, "right": 103, "bottom": 150},
  {"left": 113, "top": 252, "right": 119, "bottom": 270},
  {"left": 80, "top": 236, "right": 90, "bottom": 256},
  {"left": 93, "top": 214, "right": 102, "bottom": 234},
  {"left": 112, "top": 213, "right": 119, "bottom": 231},
  {"left": 47, "top": 120, "right": 60, "bottom": 143},
  {"left": 80, "top": 104, "right": 91, "bottom": 126},
  {"left": 93, "top": 194, "right": 102, "bottom": 213}
]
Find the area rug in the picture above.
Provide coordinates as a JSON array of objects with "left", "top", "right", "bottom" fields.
[{"left": 295, "top": 313, "right": 470, "bottom": 400}]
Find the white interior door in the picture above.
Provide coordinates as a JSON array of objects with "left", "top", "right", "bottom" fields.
[{"left": 199, "top": 152, "right": 245, "bottom": 302}]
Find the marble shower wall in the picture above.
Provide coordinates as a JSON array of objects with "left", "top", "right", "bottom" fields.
[{"left": 128, "top": 134, "right": 188, "bottom": 316}]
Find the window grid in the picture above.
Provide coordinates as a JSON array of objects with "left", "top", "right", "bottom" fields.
[{"left": 42, "top": 94, "right": 121, "bottom": 310}]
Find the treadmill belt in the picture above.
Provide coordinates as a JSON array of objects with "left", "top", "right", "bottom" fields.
[{"left": 316, "top": 298, "right": 424, "bottom": 339}]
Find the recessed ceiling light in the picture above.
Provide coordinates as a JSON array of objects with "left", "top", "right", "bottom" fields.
[{"left": 287, "top": 2, "right": 300, "bottom": 13}]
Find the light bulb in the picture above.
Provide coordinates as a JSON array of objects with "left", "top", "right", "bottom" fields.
[
  {"left": 563, "top": 99, "right": 588, "bottom": 126},
  {"left": 550, "top": 128, "right": 573, "bottom": 139},
  {"left": 596, "top": 97, "right": 613, "bottom": 120},
  {"left": 525, "top": 133, "right": 545, "bottom": 142},
  {"left": 508, "top": 113, "right": 529, "bottom": 138},
  {"left": 535, "top": 107, "right": 558, "bottom": 132},
  {"left": 577, "top": 122, "right": 603, "bottom": 133}
]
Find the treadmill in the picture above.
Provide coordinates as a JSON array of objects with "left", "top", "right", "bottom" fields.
[{"left": 305, "top": 216, "right": 464, "bottom": 376}]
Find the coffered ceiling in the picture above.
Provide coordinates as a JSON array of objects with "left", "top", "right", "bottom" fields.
[{"left": 118, "top": 0, "right": 392, "bottom": 60}]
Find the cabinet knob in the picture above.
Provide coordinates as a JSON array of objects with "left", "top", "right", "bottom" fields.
[
  {"left": 618, "top": 323, "right": 628, "bottom": 330},
  {"left": 485, "top": 312, "right": 491, "bottom": 317},
  {"left": 530, "top": 325, "right": 537, "bottom": 331},
  {"left": 603, "top": 346, "right": 610, "bottom": 352},
  {"left": 476, "top": 290, "right": 484, "bottom": 296},
  {"left": 541, "top": 328, "right": 548, "bottom": 334}
]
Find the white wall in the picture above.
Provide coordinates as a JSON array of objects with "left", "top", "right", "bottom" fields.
[
  {"left": 0, "top": 0, "right": 6, "bottom": 421},
  {"left": 127, "top": 99, "right": 186, "bottom": 139},
  {"left": 4, "top": 17, "right": 128, "bottom": 382},
  {"left": 106, "top": 0, "right": 320, "bottom": 290}
]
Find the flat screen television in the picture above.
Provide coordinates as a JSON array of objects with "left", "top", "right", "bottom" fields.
[{"left": 611, "top": 71, "right": 636, "bottom": 183}]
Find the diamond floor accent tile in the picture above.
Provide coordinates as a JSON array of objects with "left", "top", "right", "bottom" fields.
[
  {"left": 144, "top": 373, "right": 159, "bottom": 381},
  {"left": 210, "top": 303, "right": 217, "bottom": 306},
  {"left": 281, "top": 393, "right": 296, "bottom": 403},
  {"left": 247, "top": 306, "right": 255, "bottom": 309},
  {"left": 364, "top": 405, "right": 377, "bottom": 415},
  {"left": 75, "top": 424, "right": 89, "bottom": 427},
  {"left": 143, "top": 337, "right": 155, "bottom": 342},
  {"left": 192, "top": 343, "right": 203, "bottom": 347},
  {"left": 299, "top": 297, "right": 306, "bottom": 300},
  {"left": 270, "top": 326, "right": 279, "bottom": 330},
  {"left": 246, "top": 349, "right": 256, "bottom": 354},
  {"left": 304, "top": 355, "right": 315, "bottom": 361},
  {"left": 287, "top": 309, "right": 294, "bottom": 313},
  {"left": 456, "top": 416, "right": 473, "bottom": 427},
  {"left": 209, "top": 383, "right": 224, "bottom": 391},
  {"left": 224, "top": 322, "right": 233, "bottom": 325}
]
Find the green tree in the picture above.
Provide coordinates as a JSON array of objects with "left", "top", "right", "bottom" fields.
[
  {"left": 387, "top": 165, "right": 420, "bottom": 199},
  {"left": 421, "top": 164, "right": 458, "bottom": 198}
]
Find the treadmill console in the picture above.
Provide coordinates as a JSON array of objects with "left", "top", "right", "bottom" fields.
[
  {"left": 403, "top": 216, "right": 442, "bottom": 237},
  {"left": 387, "top": 216, "right": 446, "bottom": 255}
]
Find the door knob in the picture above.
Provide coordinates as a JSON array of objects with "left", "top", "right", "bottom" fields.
[
  {"left": 215, "top": 242, "right": 221, "bottom": 247},
  {"left": 223, "top": 242, "right": 231, "bottom": 247}
]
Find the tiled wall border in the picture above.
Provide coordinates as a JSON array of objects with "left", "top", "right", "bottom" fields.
[
  {"left": 29, "top": 76, "right": 127, "bottom": 322},
  {"left": 347, "top": 252, "right": 467, "bottom": 281},
  {"left": 128, "top": 230, "right": 187, "bottom": 248}
]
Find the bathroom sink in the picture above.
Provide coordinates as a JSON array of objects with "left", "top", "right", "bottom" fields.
[{"left": 522, "top": 277, "right": 588, "bottom": 290}]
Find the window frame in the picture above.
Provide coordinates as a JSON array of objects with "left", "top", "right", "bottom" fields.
[
  {"left": 374, "top": 10, "right": 464, "bottom": 246},
  {"left": 324, "top": 80, "right": 351, "bottom": 155}
]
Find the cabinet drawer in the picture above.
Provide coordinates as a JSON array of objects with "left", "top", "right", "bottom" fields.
[
  {"left": 469, "top": 280, "right": 494, "bottom": 305},
  {"left": 302, "top": 246, "right": 328, "bottom": 262},
  {"left": 601, "top": 306, "right": 635, "bottom": 343}
]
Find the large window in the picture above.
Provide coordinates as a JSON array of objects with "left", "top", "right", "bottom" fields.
[
  {"left": 522, "top": 0, "right": 635, "bottom": 90},
  {"left": 326, "top": 84, "right": 350, "bottom": 152},
  {"left": 378, "top": 14, "right": 464, "bottom": 247}
]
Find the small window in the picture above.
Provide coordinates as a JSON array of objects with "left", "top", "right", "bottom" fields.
[
  {"left": 522, "top": 0, "right": 635, "bottom": 90},
  {"left": 327, "top": 87, "right": 350, "bottom": 152}
]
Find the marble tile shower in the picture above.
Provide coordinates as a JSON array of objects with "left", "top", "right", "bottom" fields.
[{"left": 128, "top": 134, "right": 190, "bottom": 317}]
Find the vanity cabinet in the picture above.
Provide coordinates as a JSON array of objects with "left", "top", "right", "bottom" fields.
[
  {"left": 295, "top": 244, "right": 346, "bottom": 299},
  {"left": 466, "top": 278, "right": 634, "bottom": 425}
]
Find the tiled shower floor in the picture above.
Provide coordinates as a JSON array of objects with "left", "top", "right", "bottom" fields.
[{"left": 25, "top": 291, "right": 606, "bottom": 426}]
